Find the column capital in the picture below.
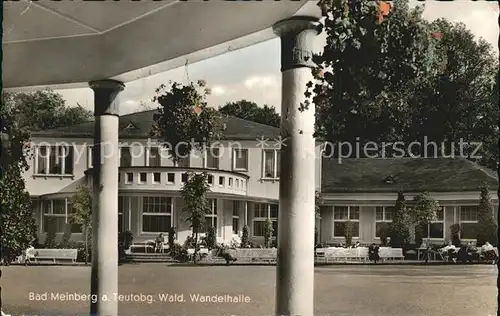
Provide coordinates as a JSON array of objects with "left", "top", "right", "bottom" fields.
[
  {"left": 89, "top": 79, "right": 125, "bottom": 92},
  {"left": 273, "top": 16, "right": 322, "bottom": 72},
  {"left": 89, "top": 79, "right": 125, "bottom": 116}
]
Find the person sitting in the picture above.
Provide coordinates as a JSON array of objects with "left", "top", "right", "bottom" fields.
[
  {"left": 353, "top": 241, "right": 361, "bottom": 248},
  {"left": 368, "top": 243, "right": 380, "bottom": 264},
  {"left": 155, "top": 233, "right": 165, "bottom": 253},
  {"left": 419, "top": 242, "right": 432, "bottom": 263},
  {"left": 481, "top": 241, "right": 498, "bottom": 264},
  {"left": 466, "top": 242, "right": 478, "bottom": 262},
  {"left": 456, "top": 245, "right": 469, "bottom": 264},
  {"left": 440, "top": 241, "right": 458, "bottom": 263},
  {"left": 24, "top": 245, "right": 36, "bottom": 266}
]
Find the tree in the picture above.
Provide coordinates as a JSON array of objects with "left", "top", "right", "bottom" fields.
[
  {"left": 390, "top": 192, "right": 410, "bottom": 248},
  {"left": 0, "top": 97, "right": 36, "bottom": 262},
  {"left": 219, "top": 100, "right": 281, "bottom": 127},
  {"left": 263, "top": 218, "right": 274, "bottom": 248},
  {"left": 180, "top": 172, "right": 211, "bottom": 263},
  {"left": 343, "top": 221, "right": 353, "bottom": 247},
  {"left": 69, "top": 185, "right": 92, "bottom": 264},
  {"left": 151, "top": 80, "right": 224, "bottom": 163},
  {"left": 0, "top": 164, "right": 36, "bottom": 259},
  {"left": 315, "top": 190, "right": 323, "bottom": 220},
  {"left": 168, "top": 227, "right": 176, "bottom": 251},
  {"left": 411, "top": 192, "right": 440, "bottom": 246},
  {"left": 2, "top": 90, "right": 92, "bottom": 132},
  {"left": 311, "top": 0, "right": 499, "bottom": 168},
  {"left": 312, "top": 0, "right": 439, "bottom": 148},
  {"left": 315, "top": 191, "right": 323, "bottom": 245},
  {"left": 408, "top": 20, "right": 499, "bottom": 168},
  {"left": 378, "top": 222, "right": 390, "bottom": 246},
  {"left": 476, "top": 186, "right": 497, "bottom": 246},
  {"left": 450, "top": 224, "right": 461, "bottom": 247},
  {"left": 59, "top": 223, "right": 73, "bottom": 248}
]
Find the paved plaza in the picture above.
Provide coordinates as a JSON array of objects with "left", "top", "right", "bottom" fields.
[{"left": 1, "top": 264, "right": 497, "bottom": 316}]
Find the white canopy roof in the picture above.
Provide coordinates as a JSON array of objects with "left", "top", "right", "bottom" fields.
[{"left": 3, "top": 0, "right": 320, "bottom": 90}]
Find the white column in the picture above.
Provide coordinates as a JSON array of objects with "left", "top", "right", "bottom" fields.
[
  {"left": 244, "top": 201, "right": 248, "bottom": 226},
  {"left": 273, "top": 16, "right": 321, "bottom": 316},
  {"left": 89, "top": 79, "right": 125, "bottom": 316}
]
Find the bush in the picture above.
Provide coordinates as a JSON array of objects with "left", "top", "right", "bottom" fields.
[
  {"left": 450, "top": 224, "right": 461, "bottom": 247},
  {"left": 184, "top": 236, "right": 196, "bottom": 249},
  {"left": 169, "top": 243, "right": 189, "bottom": 262},
  {"left": 241, "top": 225, "right": 250, "bottom": 248},
  {"left": 118, "top": 230, "right": 134, "bottom": 250},
  {"left": 76, "top": 242, "right": 92, "bottom": 263},
  {"left": 44, "top": 217, "right": 57, "bottom": 248},
  {"left": 205, "top": 226, "right": 217, "bottom": 250}
]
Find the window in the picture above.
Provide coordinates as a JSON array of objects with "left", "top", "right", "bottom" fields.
[
  {"left": 375, "top": 206, "right": 394, "bottom": 238},
  {"left": 459, "top": 206, "right": 479, "bottom": 239},
  {"left": 205, "top": 148, "right": 219, "bottom": 169},
  {"left": 42, "top": 199, "right": 67, "bottom": 233},
  {"left": 142, "top": 197, "right": 172, "bottom": 233},
  {"left": 419, "top": 206, "right": 444, "bottom": 239},
  {"left": 153, "top": 172, "right": 161, "bottom": 184},
  {"left": 125, "top": 173, "right": 133, "bottom": 183},
  {"left": 263, "top": 150, "right": 280, "bottom": 179},
  {"left": 167, "top": 173, "right": 175, "bottom": 183},
  {"left": 120, "top": 147, "right": 132, "bottom": 167},
  {"left": 204, "top": 199, "right": 218, "bottom": 234},
  {"left": 252, "top": 203, "right": 278, "bottom": 237},
  {"left": 148, "top": 147, "right": 161, "bottom": 167},
  {"left": 232, "top": 201, "right": 240, "bottom": 234},
  {"left": 333, "top": 206, "right": 360, "bottom": 237},
  {"left": 118, "top": 196, "right": 126, "bottom": 233},
  {"left": 87, "top": 146, "right": 93, "bottom": 168},
  {"left": 139, "top": 172, "right": 147, "bottom": 183},
  {"left": 36, "top": 145, "right": 74, "bottom": 175},
  {"left": 219, "top": 176, "right": 225, "bottom": 186},
  {"left": 233, "top": 149, "right": 248, "bottom": 171}
]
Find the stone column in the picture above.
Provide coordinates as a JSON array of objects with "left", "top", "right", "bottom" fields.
[
  {"left": 272, "top": 16, "right": 321, "bottom": 316},
  {"left": 88, "top": 79, "right": 125, "bottom": 316}
]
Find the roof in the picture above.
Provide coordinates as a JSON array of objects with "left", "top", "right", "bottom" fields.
[
  {"left": 321, "top": 157, "right": 498, "bottom": 193},
  {"left": 30, "top": 109, "right": 280, "bottom": 140}
]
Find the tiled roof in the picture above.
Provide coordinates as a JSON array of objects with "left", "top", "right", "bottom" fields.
[
  {"left": 321, "top": 157, "right": 498, "bottom": 193},
  {"left": 30, "top": 109, "right": 280, "bottom": 140}
]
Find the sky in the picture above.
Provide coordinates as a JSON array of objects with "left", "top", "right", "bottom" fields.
[{"left": 56, "top": 1, "right": 499, "bottom": 116}]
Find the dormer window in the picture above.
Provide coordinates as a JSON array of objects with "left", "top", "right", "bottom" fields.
[
  {"left": 124, "top": 122, "right": 136, "bottom": 130},
  {"left": 383, "top": 175, "right": 396, "bottom": 184}
]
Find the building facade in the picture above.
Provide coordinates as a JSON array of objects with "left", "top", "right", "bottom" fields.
[{"left": 26, "top": 110, "right": 498, "bottom": 246}]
